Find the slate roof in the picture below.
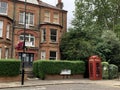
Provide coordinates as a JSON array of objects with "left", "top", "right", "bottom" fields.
[{"left": 18, "top": 0, "right": 63, "bottom": 10}]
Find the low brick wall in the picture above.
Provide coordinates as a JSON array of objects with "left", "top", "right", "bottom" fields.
[
  {"left": 0, "top": 74, "right": 27, "bottom": 82},
  {"left": 45, "top": 74, "right": 84, "bottom": 80}
]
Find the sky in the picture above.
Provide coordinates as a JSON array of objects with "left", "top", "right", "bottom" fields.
[{"left": 42, "top": 0, "right": 75, "bottom": 28}]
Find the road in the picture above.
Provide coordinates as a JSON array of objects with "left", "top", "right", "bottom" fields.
[{"left": 1, "top": 83, "right": 120, "bottom": 90}]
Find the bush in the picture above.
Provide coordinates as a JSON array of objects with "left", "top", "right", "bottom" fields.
[
  {"left": 0, "top": 59, "right": 20, "bottom": 76},
  {"left": 109, "top": 64, "right": 118, "bottom": 79},
  {"left": 102, "top": 62, "right": 109, "bottom": 79},
  {"left": 33, "top": 60, "right": 85, "bottom": 80}
]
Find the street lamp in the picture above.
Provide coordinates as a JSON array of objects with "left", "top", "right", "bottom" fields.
[{"left": 21, "top": 0, "right": 27, "bottom": 85}]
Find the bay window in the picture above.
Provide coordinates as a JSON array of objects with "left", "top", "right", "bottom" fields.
[
  {"left": 41, "top": 28, "right": 46, "bottom": 42},
  {"left": 41, "top": 51, "right": 46, "bottom": 60},
  {"left": 49, "top": 51, "right": 57, "bottom": 60},
  {"left": 6, "top": 24, "right": 10, "bottom": 39},
  {"left": 5, "top": 48, "right": 9, "bottom": 59},
  {"left": 0, "top": 21, "right": 3, "bottom": 37},
  {"left": 19, "top": 33, "right": 35, "bottom": 47},
  {"left": 50, "top": 29, "right": 57, "bottom": 42}
]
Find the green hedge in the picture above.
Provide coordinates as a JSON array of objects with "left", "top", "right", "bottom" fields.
[
  {"left": 102, "top": 62, "right": 119, "bottom": 79},
  {"left": 0, "top": 59, "right": 20, "bottom": 76},
  {"left": 33, "top": 60, "right": 85, "bottom": 79},
  {"left": 109, "top": 64, "right": 118, "bottom": 79},
  {"left": 102, "top": 62, "right": 109, "bottom": 79}
]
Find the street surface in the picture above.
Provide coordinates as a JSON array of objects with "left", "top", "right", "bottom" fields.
[{"left": 1, "top": 83, "right": 120, "bottom": 90}]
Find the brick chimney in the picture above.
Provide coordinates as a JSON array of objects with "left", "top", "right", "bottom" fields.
[
  {"left": 56, "top": 0, "right": 63, "bottom": 9},
  {"left": 37, "top": 0, "right": 41, "bottom": 4}
]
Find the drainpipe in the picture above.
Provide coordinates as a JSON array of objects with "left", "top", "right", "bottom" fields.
[
  {"left": 37, "top": 0, "right": 41, "bottom": 59},
  {"left": 11, "top": 0, "right": 16, "bottom": 58}
]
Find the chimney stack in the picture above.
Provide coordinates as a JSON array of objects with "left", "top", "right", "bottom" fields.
[
  {"left": 37, "top": 0, "right": 41, "bottom": 4},
  {"left": 56, "top": 0, "right": 63, "bottom": 9}
]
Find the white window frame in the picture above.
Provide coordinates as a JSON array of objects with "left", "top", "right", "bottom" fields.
[
  {"left": 0, "top": 21, "right": 3, "bottom": 37},
  {"left": 6, "top": 24, "right": 10, "bottom": 39},
  {"left": 49, "top": 51, "right": 57, "bottom": 60},
  {"left": 19, "top": 34, "right": 35, "bottom": 47},
  {"left": 19, "top": 12, "right": 34, "bottom": 26},
  {"left": 5, "top": 48, "right": 9, "bottom": 59},
  {"left": 50, "top": 29, "right": 57, "bottom": 42},
  {"left": 41, "top": 28, "right": 46, "bottom": 42},
  {"left": 53, "top": 12, "right": 59, "bottom": 24},
  {"left": 0, "top": 1, "right": 8, "bottom": 15},
  {"left": 44, "top": 11, "right": 50, "bottom": 22},
  {"left": 41, "top": 51, "right": 46, "bottom": 60}
]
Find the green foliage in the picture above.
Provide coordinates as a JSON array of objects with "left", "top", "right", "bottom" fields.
[
  {"left": 0, "top": 59, "right": 20, "bottom": 76},
  {"left": 33, "top": 60, "right": 39, "bottom": 77},
  {"left": 102, "top": 62, "right": 109, "bottom": 79},
  {"left": 60, "top": 0, "right": 120, "bottom": 72},
  {"left": 33, "top": 60, "right": 85, "bottom": 80},
  {"left": 109, "top": 64, "right": 118, "bottom": 79}
]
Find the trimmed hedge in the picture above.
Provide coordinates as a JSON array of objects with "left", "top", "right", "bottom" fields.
[
  {"left": 109, "top": 64, "right": 118, "bottom": 79},
  {"left": 0, "top": 59, "right": 20, "bottom": 76},
  {"left": 102, "top": 62, "right": 119, "bottom": 79},
  {"left": 33, "top": 60, "right": 85, "bottom": 80},
  {"left": 102, "top": 62, "right": 109, "bottom": 79}
]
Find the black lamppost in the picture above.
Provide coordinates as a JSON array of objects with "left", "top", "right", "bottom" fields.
[{"left": 21, "top": 0, "right": 27, "bottom": 85}]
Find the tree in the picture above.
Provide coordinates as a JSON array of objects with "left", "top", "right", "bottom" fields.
[{"left": 60, "top": 0, "right": 120, "bottom": 71}]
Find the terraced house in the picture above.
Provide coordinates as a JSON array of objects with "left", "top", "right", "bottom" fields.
[{"left": 0, "top": 0, "right": 67, "bottom": 67}]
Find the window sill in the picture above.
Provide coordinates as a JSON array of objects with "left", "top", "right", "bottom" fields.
[
  {"left": 6, "top": 38, "right": 11, "bottom": 41},
  {"left": 0, "top": 37, "right": 3, "bottom": 39},
  {"left": 0, "top": 13, "right": 7, "bottom": 15},
  {"left": 40, "top": 41, "right": 47, "bottom": 44},
  {"left": 49, "top": 42, "right": 58, "bottom": 44}
]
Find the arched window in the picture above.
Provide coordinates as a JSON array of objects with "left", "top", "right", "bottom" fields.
[{"left": 19, "top": 33, "right": 35, "bottom": 47}]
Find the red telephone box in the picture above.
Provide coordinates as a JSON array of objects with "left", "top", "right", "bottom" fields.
[{"left": 89, "top": 55, "right": 102, "bottom": 80}]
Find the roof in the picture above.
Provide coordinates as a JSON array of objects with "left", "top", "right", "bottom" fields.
[
  {"left": 18, "top": 0, "right": 65, "bottom": 11},
  {"left": 19, "top": 0, "right": 38, "bottom": 5}
]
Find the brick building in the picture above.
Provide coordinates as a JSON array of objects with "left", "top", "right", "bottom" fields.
[{"left": 0, "top": 0, "right": 67, "bottom": 67}]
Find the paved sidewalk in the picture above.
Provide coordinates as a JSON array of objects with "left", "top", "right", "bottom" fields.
[{"left": 0, "top": 79, "right": 120, "bottom": 89}]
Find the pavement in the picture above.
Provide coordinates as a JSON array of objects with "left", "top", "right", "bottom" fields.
[{"left": 0, "top": 78, "right": 120, "bottom": 89}]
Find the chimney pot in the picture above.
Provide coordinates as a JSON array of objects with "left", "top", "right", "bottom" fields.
[
  {"left": 56, "top": 0, "right": 63, "bottom": 9},
  {"left": 58, "top": 0, "right": 61, "bottom": 3}
]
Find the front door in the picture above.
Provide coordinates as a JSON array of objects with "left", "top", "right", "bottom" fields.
[{"left": 19, "top": 53, "right": 34, "bottom": 68}]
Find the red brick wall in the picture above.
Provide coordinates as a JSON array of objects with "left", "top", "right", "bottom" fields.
[{"left": 0, "top": 0, "right": 67, "bottom": 60}]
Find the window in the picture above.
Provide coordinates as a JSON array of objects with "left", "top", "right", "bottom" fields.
[
  {"left": 6, "top": 24, "right": 10, "bottom": 39},
  {"left": 19, "top": 12, "right": 34, "bottom": 25},
  {"left": 5, "top": 48, "right": 9, "bottom": 59},
  {"left": 50, "top": 29, "right": 57, "bottom": 42},
  {"left": 44, "top": 11, "right": 50, "bottom": 22},
  {"left": 41, "top": 51, "right": 46, "bottom": 60},
  {"left": 0, "top": 21, "right": 3, "bottom": 37},
  {"left": 0, "top": 1, "right": 7, "bottom": 15},
  {"left": 49, "top": 51, "right": 57, "bottom": 60},
  {"left": 19, "top": 33, "right": 35, "bottom": 47},
  {"left": 53, "top": 12, "right": 59, "bottom": 24},
  {"left": 0, "top": 48, "right": 1, "bottom": 59},
  {"left": 41, "top": 28, "right": 46, "bottom": 42}
]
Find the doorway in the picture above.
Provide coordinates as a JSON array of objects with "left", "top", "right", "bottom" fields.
[{"left": 19, "top": 53, "right": 34, "bottom": 68}]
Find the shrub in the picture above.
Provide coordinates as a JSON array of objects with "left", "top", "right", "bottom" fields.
[
  {"left": 33, "top": 60, "right": 85, "bottom": 79},
  {"left": 109, "top": 64, "right": 118, "bottom": 79},
  {"left": 102, "top": 62, "right": 109, "bottom": 79},
  {"left": 0, "top": 59, "right": 20, "bottom": 76}
]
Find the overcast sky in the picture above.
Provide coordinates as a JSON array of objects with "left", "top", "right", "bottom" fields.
[{"left": 43, "top": 0, "right": 75, "bottom": 28}]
